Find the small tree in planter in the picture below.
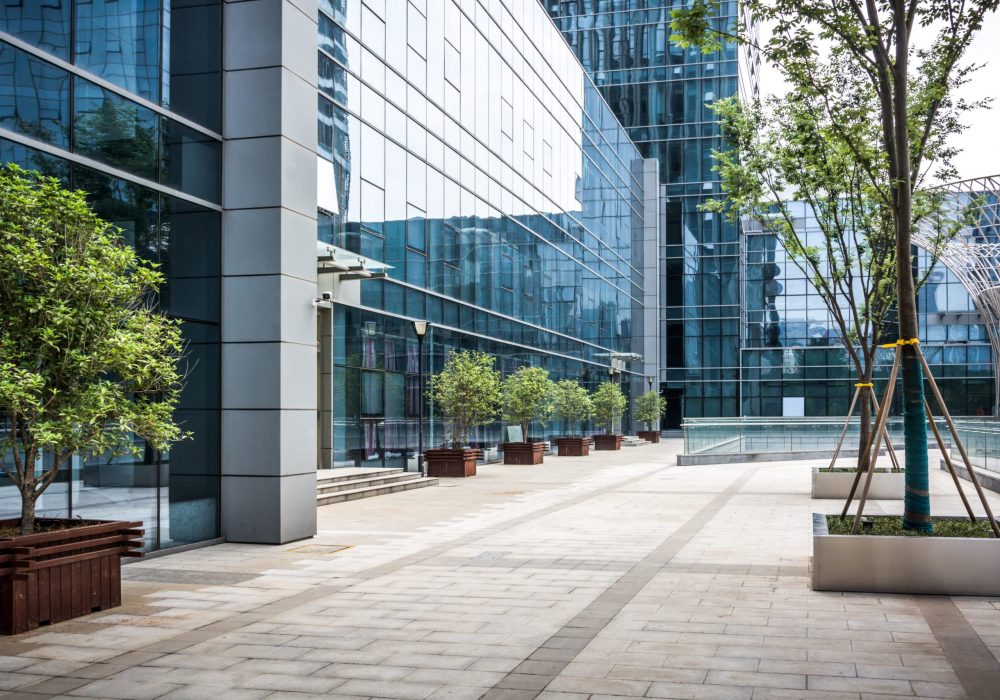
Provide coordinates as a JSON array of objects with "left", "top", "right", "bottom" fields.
[
  {"left": 500, "top": 366, "right": 554, "bottom": 465},
  {"left": 551, "top": 379, "right": 593, "bottom": 457},
  {"left": 591, "top": 381, "right": 627, "bottom": 451},
  {"left": 425, "top": 349, "right": 500, "bottom": 477},
  {"left": 0, "top": 165, "right": 185, "bottom": 632},
  {"left": 634, "top": 391, "right": 666, "bottom": 444}
]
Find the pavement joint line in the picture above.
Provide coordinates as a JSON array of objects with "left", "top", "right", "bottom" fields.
[
  {"left": 0, "top": 459, "right": 677, "bottom": 698},
  {"left": 915, "top": 596, "right": 1000, "bottom": 700},
  {"left": 482, "top": 466, "right": 761, "bottom": 699}
]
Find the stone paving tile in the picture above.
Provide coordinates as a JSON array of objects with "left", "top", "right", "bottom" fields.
[{"left": 2, "top": 445, "right": 1000, "bottom": 699}]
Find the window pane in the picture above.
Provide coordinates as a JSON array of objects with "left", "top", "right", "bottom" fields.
[
  {"left": 0, "top": 41, "right": 70, "bottom": 147},
  {"left": 0, "top": 0, "right": 71, "bottom": 60},
  {"left": 74, "top": 78, "right": 158, "bottom": 180},
  {"left": 164, "top": 0, "right": 221, "bottom": 131},
  {"left": 161, "top": 118, "right": 221, "bottom": 203},
  {"left": 75, "top": 0, "right": 161, "bottom": 101}
]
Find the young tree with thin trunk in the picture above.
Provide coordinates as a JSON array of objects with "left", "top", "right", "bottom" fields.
[
  {"left": 0, "top": 165, "right": 188, "bottom": 535},
  {"left": 672, "top": 0, "right": 997, "bottom": 531},
  {"left": 427, "top": 350, "right": 501, "bottom": 449}
]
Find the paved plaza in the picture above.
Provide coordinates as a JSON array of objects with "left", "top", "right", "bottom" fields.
[{"left": 2, "top": 441, "right": 1000, "bottom": 699}]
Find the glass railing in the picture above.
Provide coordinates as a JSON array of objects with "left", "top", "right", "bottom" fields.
[
  {"left": 681, "top": 415, "right": 991, "bottom": 456},
  {"left": 950, "top": 419, "right": 1000, "bottom": 474}
]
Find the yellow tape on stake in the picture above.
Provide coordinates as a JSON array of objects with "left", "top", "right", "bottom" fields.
[{"left": 854, "top": 383, "right": 873, "bottom": 387}]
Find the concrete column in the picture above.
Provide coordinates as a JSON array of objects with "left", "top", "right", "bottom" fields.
[
  {"left": 638, "top": 159, "right": 662, "bottom": 390},
  {"left": 220, "top": 0, "right": 318, "bottom": 543}
]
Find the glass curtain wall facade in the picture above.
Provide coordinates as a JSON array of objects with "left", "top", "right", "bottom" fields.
[
  {"left": 547, "top": 0, "right": 750, "bottom": 426},
  {"left": 742, "top": 204, "right": 995, "bottom": 417},
  {"left": 317, "top": 0, "right": 648, "bottom": 467},
  {"left": 0, "top": 1, "right": 222, "bottom": 551}
]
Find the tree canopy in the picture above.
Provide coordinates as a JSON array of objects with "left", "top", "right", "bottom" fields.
[
  {"left": 427, "top": 350, "right": 501, "bottom": 449},
  {"left": 0, "top": 164, "right": 187, "bottom": 535}
]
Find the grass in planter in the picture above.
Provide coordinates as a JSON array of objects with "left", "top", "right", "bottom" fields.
[
  {"left": 826, "top": 515, "right": 995, "bottom": 538},
  {"left": 821, "top": 467, "right": 901, "bottom": 473}
]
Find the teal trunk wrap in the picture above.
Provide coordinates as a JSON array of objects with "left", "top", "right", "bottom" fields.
[{"left": 901, "top": 347, "right": 932, "bottom": 531}]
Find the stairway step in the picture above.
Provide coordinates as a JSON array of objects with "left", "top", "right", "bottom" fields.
[
  {"left": 316, "top": 468, "right": 404, "bottom": 485},
  {"left": 316, "top": 477, "right": 438, "bottom": 506},
  {"left": 317, "top": 472, "right": 425, "bottom": 494}
]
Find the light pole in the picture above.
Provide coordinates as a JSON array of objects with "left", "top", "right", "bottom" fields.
[
  {"left": 413, "top": 321, "right": 429, "bottom": 477},
  {"left": 646, "top": 375, "right": 654, "bottom": 392}
]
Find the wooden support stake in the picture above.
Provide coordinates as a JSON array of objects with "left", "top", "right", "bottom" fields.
[
  {"left": 842, "top": 348, "right": 901, "bottom": 520},
  {"left": 851, "top": 348, "right": 901, "bottom": 534},
  {"left": 869, "top": 388, "right": 902, "bottom": 472},
  {"left": 826, "top": 384, "right": 862, "bottom": 471},
  {"left": 915, "top": 345, "right": 1000, "bottom": 538},
  {"left": 924, "top": 397, "right": 976, "bottom": 522}
]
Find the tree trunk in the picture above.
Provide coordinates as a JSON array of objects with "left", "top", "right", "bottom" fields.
[
  {"left": 20, "top": 485, "right": 37, "bottom": 536},
  {"left": 857, "top": 388, "right": 872, "bottom": 474},
  {"left": 892, "top": 5, "right": 932, "bottom": 532}
]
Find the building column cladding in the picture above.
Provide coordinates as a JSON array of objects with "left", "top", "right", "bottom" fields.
[
  {"left": 639, "top": 158, "right": 662, "bottom": 393},
  {"left": 220, "top": 0, "right": 319, "bottom": 543}
]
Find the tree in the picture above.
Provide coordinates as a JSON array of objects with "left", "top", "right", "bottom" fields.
[
  {"left": 427, "top": 350, "right": 501, "bottom": 449},
  {"left": 551, "top": 379, "right": 594, "bottom": 436},
  {"left": 672, "top": 0, "right": 997, "bottom": 531},
  {"left": 501, "top": 366, "right": 555, "bottom": 440},
  {"left": 698, "top": 92, "right": 959, "bottom": 474},
  {"left": 591, "top": 382, "right": 627, "bottom": 435},
  {"left": 0, "top": 165, "right": 187, "bottom": 536},
  {"left": 634, "top": 391, "right": 667, "bottom": 431}
]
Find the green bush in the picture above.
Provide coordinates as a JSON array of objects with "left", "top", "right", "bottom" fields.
[
  {"left": 551, "top": 379, "right": 593, "bottom": 436},
  {"left": 501, "top": 366, "right": 554, "bottom": 440},
  {"left": 427, "top": 350, "right": 501, "bottom": 448},
  {"left": 591, "top": 382, "right": 627, "bottom": 435},
  {"left": 634, "top": 390, "right": 666, "bottom": 430}
]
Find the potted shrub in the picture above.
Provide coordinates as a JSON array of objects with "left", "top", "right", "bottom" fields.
[
  {"left": 425, "top": 350, "right": 500, "bottom": 477},
  {"left": 591, "top": 382, "right": 627, "bottom": 450},
  {"left": 634, "top": 390, "right": 666, "bottom": 443},
  {"left": 0, "top": 165, "right": 186, "bottom": 634},
  {"left": 551, "top": 380, "right": 594, "bottom": 456},
  {"left": 500, "top": 367, "right": 554, "bottom": 465}
]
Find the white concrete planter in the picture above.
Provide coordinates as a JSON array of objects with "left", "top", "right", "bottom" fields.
[
  {"left": 812, "top": 513, "right": 1000, "bottom": 595},
  {"left": 811, "top": 468, "right": 903, "bottom": 500}
]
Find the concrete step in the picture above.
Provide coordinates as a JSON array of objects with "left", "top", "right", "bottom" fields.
[
  {"left": 317, "top": 468, "right": 404, "bottom": 486},
  {"left": 317, "top": 471, "right": 422, "bottom": 495},
  {"left": 316, "top": 476, "right": 438, "bottom": 506},
  {"left": 622, "top": 436, "right": 650, "bottom": 447}
]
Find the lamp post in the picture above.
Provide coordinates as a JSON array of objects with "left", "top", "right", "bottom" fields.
[
  {"left": 412, "top": 321, "right": 429, "bottom": 477},
  {"left": 646, "top": 375, "right": 654, "bottom": 392}
]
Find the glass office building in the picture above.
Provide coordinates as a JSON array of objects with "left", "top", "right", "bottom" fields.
[
  {"left": 742, "top": 203, "right": 995, "bottom": 417},
  {"left": 316, "top": 0, "right": 653, "bottom": 467},
  {"left": 547, "top": 0, "right": 753, "bottom": 426},
  {"left": 0, "top": 0, "right": 223, "bottom": 550}
]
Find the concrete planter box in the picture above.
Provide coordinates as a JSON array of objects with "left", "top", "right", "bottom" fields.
[
  {"left": 0, "top": 519, "right": 144, "bottom": 635},
  {"left": 637, "top": 431, "right": 660, "bottom": 443},
  {"left": 502, "top": 442, "right": 545, "bottom": 465},
  {"left": 424, "top": 449, "right": 480, "bottom": 478},
  {"left": 812, "top": 513, "right": 1000, "bottom": 595},
  {"left": 554, "top": 437, "right": 589, "bottom": 457},
  {"left": 811, "top": 468, "right": 904, "bottom": 500},
  {"left": 593, "top": 434, "right": 622, "bottom": 451}
]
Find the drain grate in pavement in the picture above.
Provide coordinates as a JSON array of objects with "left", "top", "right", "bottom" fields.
[
  {"left": 286, "top": 543, "right": 350, "bottom": 555},
  {"left": 122, "top": 569, "right": 257, "bottom": 585}
]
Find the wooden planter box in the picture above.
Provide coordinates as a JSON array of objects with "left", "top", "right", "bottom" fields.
[
  {"left": 593, "top": 434, "right": 623, "bottom": 451},
  {"left": 424, "top": 448, "right": 480, "bottom": 477},
  {"left": 812, "top": 514, "right": 1000, "bottom": 595},
  {"left": 554, "top": 437, "right": 590, "bottom": 457},
  {"left": 0, "top": 519, "right": 144, "bottom": 635},
  {"left": 811, "top": 468, "right": 903, "bottom": 500},
  {"left": 502, "top": 442, "right": 545, "bottom": 465},
  {"left": 637, "top": 431, "right": 660, "bottom": 443}
]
